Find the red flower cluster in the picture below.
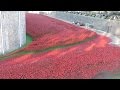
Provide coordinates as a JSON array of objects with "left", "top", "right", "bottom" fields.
[
  {"left": 0, "top": 35, "right": 119, "bottom": 79},
  {"left": 25, "top": 13, "right": 97, "bottom": 51},
  {"left": 0, "top": 13, "right": 120, "bottom": 79}
]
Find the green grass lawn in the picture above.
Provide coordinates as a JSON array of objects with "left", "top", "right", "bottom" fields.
[{"left": 26, "top": 34, "right": 33, "bottom": 45}]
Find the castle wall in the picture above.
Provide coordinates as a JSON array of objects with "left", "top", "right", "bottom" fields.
[{"left": 0, "top": 11, "right": 26, "bottom": 55}]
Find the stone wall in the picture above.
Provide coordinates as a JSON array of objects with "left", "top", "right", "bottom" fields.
[{"left": 0, "top": 11, "right": 26, "bottom": 55}]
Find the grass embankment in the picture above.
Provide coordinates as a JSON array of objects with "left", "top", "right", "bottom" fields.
[{"left": 0, "top": 34, "right": 97, "bottom": 61}]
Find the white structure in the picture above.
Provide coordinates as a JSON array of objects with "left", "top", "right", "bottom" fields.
[
  {"left": 28, "top": 11, "right": 53, "bottom": 15},
  {"left": 0, "top": 11, "right": 26, "bottom": 55}
]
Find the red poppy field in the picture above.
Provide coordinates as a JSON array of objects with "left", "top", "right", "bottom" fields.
[{"left": 0, "top": 13, "right": 120, "bottom": 79}]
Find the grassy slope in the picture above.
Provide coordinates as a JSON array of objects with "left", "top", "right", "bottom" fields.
[
  {"left": 0, "top": 34, "right": 97, "bottom": 61},
  {"left": 26, "top": 34, "right": 33, "bottom": 45}
]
